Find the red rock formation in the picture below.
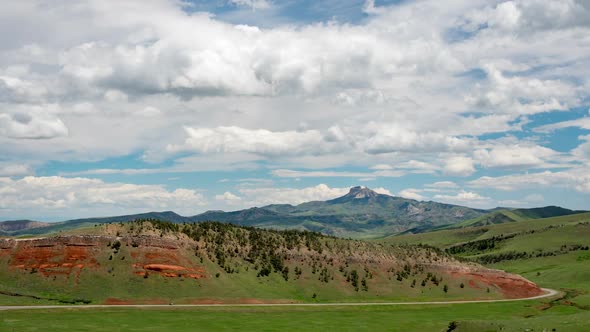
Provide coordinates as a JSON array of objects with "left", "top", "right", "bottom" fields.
[{"left": 0, "top": 235, "right": 206, "bottom": 281}]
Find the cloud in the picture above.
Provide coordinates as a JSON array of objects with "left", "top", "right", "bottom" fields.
[
  {"left": 215, "top": 191, "right": 242, "bottom": 203},
  {"left": 370, "top": 164, "right": 392, "bottom": 170},
  {"left": 572, "top": 134, "right": 590, "bottom": 162},
  {"left": 443, "top": 156, "right": 475, "bottom": 177},
  {"left": 270, "top": 169, "right": 403, "bottom": 178},
  {"left": 466, "top": 64, "right": 579, "bottom": 115},
  {"left": 236, "top": 184, "right": 350, "bottom": 206},
  {"left": 469, "top": 168, "right": 590, "bottom": 193},
  {"left": 168, "top": 126, "right": 329, "bottom": 157},
  {"left": 434, "top": 190, "right": 492, "bottom": 208},
  {"left": 357, "top": 123, "right": 472, "bottom": 155},
  {"left": 372, "top": 187, "right": 393, "bottom": 196},
  {"left": 0, "top": 74, "right": 48, "bottom": 102},
  {"left": 535, "top": 116, "right": 590, "bottom": 133},
  {"left": 0, "top": 105, "right": 68, "bottom": 139},
  {"left": 104, "top": 89, "right": 128, "bottom": 102},
  {"left": 426, "top": 181, "right": 458, "bottom": 189},
  {"left": 474, "top": 144, "right": 561, "bottom": 169},
  {"left": 0, "top": 163, "right": 33, "bottom": 177},
  {"left": 229, "top": 0, "right": 271, "bottom": 10},
  {"left": 0, "top": 176, "right": 206, "bottom": 219},
  {"left": 398, "top": 189, "right": 425, "bottom": 201},
  {"left": 460, "top": 0, "right": 590, "bottom": 35}
]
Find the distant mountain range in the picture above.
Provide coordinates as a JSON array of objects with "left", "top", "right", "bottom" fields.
[{"left": 1, "top": 186, "right": 586, "bottom": 238}]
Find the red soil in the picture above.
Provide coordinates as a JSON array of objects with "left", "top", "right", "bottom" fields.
[
  {"left": 104, "top": 298, "right": 135, "bottom": 305},
  {"left": 187, "top": 298, "right": 294, "bottom": 304},
  {"left": 130, "top": 247, "right": 207, "bottom": 279},
  {"left": 446, "top": 269, "right": 544, "bottom": 299},
  {"left": 9, "top": 243, "right": 99, "bottom": 280},
  {"left": 0, "top": 236, "right": 207, "bottom": 281},
  {"left": 144, "top": 264, "right": 187, "bottom": 271}
]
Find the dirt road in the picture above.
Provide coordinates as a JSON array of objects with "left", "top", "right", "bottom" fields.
[{"left": 0, "top": 288, "right": 559, "bottom": 311}]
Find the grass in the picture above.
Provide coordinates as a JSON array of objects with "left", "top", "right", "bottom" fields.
[
  {"left": 383, "top": 212, "right": 590, "bottom": 248},
  {"left": 0, "top": 251, "right": 498, "bottom": 305},
  {"left": 3, "top": 298, "right": 589, "bottom": 332}
]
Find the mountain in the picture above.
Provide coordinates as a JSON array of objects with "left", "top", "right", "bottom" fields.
[
  {"left": 0, "top": 219, "right": 543, "bottom": 305},
  {"left": 3, "top": 187, "right": 581, "bottom": 239},
  {"left": 192, "top": 186, "right": 488, "bottom": 238}
]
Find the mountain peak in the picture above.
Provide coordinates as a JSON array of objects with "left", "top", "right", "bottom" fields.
[{"left": 346, "top": 186, "right": 379, "bottom": 199}]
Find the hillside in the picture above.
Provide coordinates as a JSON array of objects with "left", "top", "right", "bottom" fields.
[
  {"left": 400, "top": 206, "right": 586, "bottom": 235},
  {"left": 389, "top": 209, "right": 590, "bottom": 259},
  {"left": 0, "top": 219, "right": 542, "bottom": 305},
  {"left": 381, "top": 211, "right": 590, "bottom": 331}
]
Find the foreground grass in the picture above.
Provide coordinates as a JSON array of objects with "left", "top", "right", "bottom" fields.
[{"left": 3, "top": 298, "right": 589, "bottom": 332}]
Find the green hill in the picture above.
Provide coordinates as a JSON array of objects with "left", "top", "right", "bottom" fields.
[
  {"left": 0, "top": 219, "right": 540, "bottom": 305},
  {"left": 400, "top": 206, "right": 585, "bottom": 235},
  {"left": 381, "top": 212, "right": 590, "bottom": 330}
]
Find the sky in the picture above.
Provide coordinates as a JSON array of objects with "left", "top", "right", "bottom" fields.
[{"left": 1, "top": 0, "right": 590, "bottom": 221}]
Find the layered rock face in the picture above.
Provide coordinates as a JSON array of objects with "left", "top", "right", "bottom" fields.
[{"left": 0, "top": 235, "right": 206, "bottom": 280}]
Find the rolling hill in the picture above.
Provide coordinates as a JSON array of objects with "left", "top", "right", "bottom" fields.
[
  {"left": 387, "top": 209, "right": 590, "bottom": 261},
  {"left": 399, "top": 206, "right": 586, "bottom": 235},
  {"left": 381, "top": 211, "right": 590, "bottom": 331},
  {"left": 0, "top": 219, "right": 543, "bottom": 305}
]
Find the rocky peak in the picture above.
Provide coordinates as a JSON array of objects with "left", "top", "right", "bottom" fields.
[{"left": 346, "top": 186, "right": 379, "bottom": 199}]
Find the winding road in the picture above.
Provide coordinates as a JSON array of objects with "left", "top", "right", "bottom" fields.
[{"left": 0, "top": 288, "right": 559, "bottom": 311}]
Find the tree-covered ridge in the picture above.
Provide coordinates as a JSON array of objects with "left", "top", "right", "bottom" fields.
[{"left": 121, "top": 218, "right": 458, "bottom": 292}]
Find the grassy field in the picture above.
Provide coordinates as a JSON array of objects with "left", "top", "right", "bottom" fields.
[
  {"left": 2, "top": 296, "right": 590, "bottom": 332},
  {"left": 454, "top": 251, "right": 590, "bottom": 331}
]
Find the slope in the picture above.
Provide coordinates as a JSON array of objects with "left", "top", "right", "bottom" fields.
[
  {"left": 384, "top": 212, "right": 590, "bottom": 248},
  {"left": 0, "top": 219, "right": 542, "bottom": 305},
  {"left": 381, "top": 212, "right": 590, "bottom": 330},
  {"left": 401, "top": 206, "right": 586, "bottom": 235}
]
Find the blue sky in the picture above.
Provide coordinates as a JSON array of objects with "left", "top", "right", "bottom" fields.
[{"left": 1, "top": 0, "right": 589, "bottom": 221}]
